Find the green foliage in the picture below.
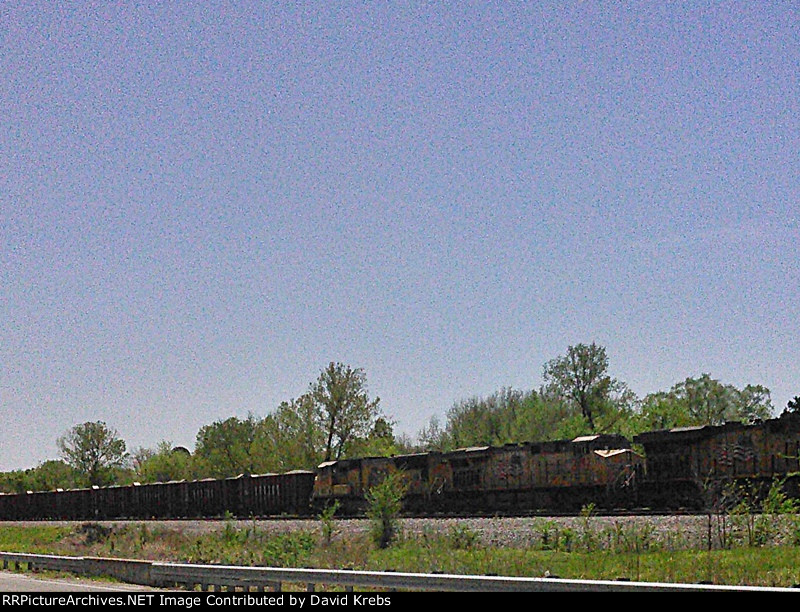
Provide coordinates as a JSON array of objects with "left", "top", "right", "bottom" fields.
[
  {"left": 365, "top": 472, "right": 407, "bottom": 549},
  {"left": 532, "top": 519, "right": 560, "bottom": 551},
  {"left": 193, "top": 415, "right": 264, "bottom": 478},
  {"left": 318, "top": 500, "right": 340, "bottom": 546},
  {"left": 421, "top": 343, "right": 640, "bottom": 450},
  {"left": 57, "top": 421, "right": 128, "bottom": 487},
  {"left": 265, "top": 395, "right": 326, "bottom": 470},
  {"left": 135, "top": 441, "right": 195, "bottom": 483},
  {"left": 28, "top": 460, "right": 80, "bottom": 491},
  {"left": 0, "top": 525, "right": 71, "bottom": 553},
  {"left": 637, "top": 391, "right": 696, "bottom": 431},
  {"left": 0, "top": 461, "right": 81, "bottom": 493},
  {"left": 443, "top": 389, "right": 526, "bottom": 448},
  {"left": 761, "top": 478, "right": 798, "bottom": 515},
  {"left": 663, "top": 375, "right": 773, "bottom": 427},
  {"left": 414, "top": 344, "right": 777, "bottom": 448},
  {"left": 447, "top": 524, "right": 480, "bottom": 550},
  {"left": 0, "top": 470, "right": 30, "bottom": 494},
  {"left": 416, "top": 415, "right": 448, "bottom": 451},
  {"left": 185, "top": 527, "right": 316, "bottom": 567},
  {"left": 424, "top": 388, "right": 586, "bottom": 452},
  {"left": 348, "top": 417, "right": 402, "bottom": 458},
  {"left": 10, "top": 514, "right": 800, "bottom": 587},
  {"left": 752, "top": 478, "right": 799, "bottom": 546}
]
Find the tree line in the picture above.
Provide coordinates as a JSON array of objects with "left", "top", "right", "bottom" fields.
[
  {"left": 419, "top": 343, "right": 781, "bottom": 451},
  {"left": 1, "top": 362, "right": 396, "bottom": 492},
  {"left": 1, "top": 348, "right": 796, "bottom": 493}
]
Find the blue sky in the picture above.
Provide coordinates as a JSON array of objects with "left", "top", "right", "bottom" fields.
[{"left": 1, "top": 2, "right": 798, "bottom": 471}]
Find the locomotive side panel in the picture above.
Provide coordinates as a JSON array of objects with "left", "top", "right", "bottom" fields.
[
  {"left": 764, "top": 414, "right": 800, "bottom": 476},
  {"left": 313, "top": 458, "right": 367, "bottom": 514}
]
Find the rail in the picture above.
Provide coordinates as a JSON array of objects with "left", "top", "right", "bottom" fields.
[{"left": 0, "top": 551, "right": 796, "bottom": 593}]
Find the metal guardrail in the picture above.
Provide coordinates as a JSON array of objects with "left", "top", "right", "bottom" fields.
[
  {"left": 1, "top": 552, "right": 84, "bottom": 574},
  {"left": 1, "top": 551, "right": 797, "bottom": 592}
]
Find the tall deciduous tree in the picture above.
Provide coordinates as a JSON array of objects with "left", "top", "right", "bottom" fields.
[
  {"left": 311, "top": 362, "right": 382, "bottom": 461},
  {"left": 57, "top": 421, "right": 128, "bottom": 487},
  {"left": 542, "top": 343, "right": 615, "bottom": 431}
]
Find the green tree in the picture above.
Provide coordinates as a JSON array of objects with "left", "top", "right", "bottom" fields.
[
  {"left": 441, "top": 388, "right": 551, "bottom": 449},
  {"left": 264, "top": 394, "right": 326, "bottom": 470},
  {"left": 508, "top": 389, "right": 571, "bottom": 442},
  {"left": 638, "top": 391, "right": 695, "bottom": 431},
  {"left": 668, "top": 375, "right": 773, "bottom": 426},
  {"left": 444, "top": 391, "right": 513, "bottom": 448},
  {"left": 136, "top": 441, "right": 195, "bottom": 483},
  {"left": 542, "top": 343, "right": 617, "bottom": 431},
  {"left": 57, "top": 421, "right": 129, "bottom": 487},
  {"left": 349, "top": 416, "right": 400, "bottom": 458},
  {"left": 734, "top": 384, "right": 773, "bottom": 423},
  {"left": 0, "top": 470, "right": 31, "bottom": 494},
  {"left": 311, "top": 362, "right": 382, "bottom": 461},
  {"left": 672, "top": 374, "right": 735, "bottom": 425},
  {"left": 193, "top": 415, "right": 262, "bottom": 478},
  {"left": 787, "top": 396, "right": 800, "bottom": 414},
  {"left": 28, "top": 460, "right": 80, "bottom": 491}
]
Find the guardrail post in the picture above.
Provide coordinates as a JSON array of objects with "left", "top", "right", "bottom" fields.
[{"left": 385, "top": 569, "right": 397, "bottom": 592}]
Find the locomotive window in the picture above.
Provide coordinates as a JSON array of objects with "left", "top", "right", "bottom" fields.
[{"left": 453, "top": 470, "right": 480, "bottom": 488}]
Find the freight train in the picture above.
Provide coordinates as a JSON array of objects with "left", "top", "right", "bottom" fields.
[{"left": 1, "top": 412, "right": 799, "bottom": 520}]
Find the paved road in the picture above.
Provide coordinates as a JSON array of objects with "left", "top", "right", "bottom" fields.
[{"left": 0, "top": 571, "right": 164, "bottom": 592}]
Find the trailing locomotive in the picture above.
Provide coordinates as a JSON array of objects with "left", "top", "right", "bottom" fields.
[
  {"left": 1, "top": 412, "right": 799, "bottom": 521},
  {"left": 635, "top": 410, "right": 800, "bottom": 510}
]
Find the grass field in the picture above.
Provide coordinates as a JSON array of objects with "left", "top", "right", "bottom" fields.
[{"left": 2, "top": 514, "right": 800, "bottom": 588}]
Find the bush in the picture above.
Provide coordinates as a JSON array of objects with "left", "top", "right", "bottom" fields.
[
  {"left": 366, "top": 472, "right": 407, "bottom": 549},
  {"left": 448, "top": 524, "right": 480, "bottom": 550},
  {"left": 318, "top": 500, "right": 340, "bottom": 546}
]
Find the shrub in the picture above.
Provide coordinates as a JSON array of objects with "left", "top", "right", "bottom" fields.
[
  {"left": 366, "top": 472, "right": 407, "bottom": 549},
  {"left": 448, "top": 524, "right": 480, "bottom": 550},
  {"left": 318, "top": 500, "right": 340, "bottom": 546}
]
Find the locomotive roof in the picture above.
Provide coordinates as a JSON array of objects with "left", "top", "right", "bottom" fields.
[
  {"left": 594, "top": 448, "right": 639, "bottom": 458},
  {"left": 572, "top": 435, "right": 600, "bottom": 442},
  {"left": 633, "top": 414, "right": 800, "bottom": 445}
]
